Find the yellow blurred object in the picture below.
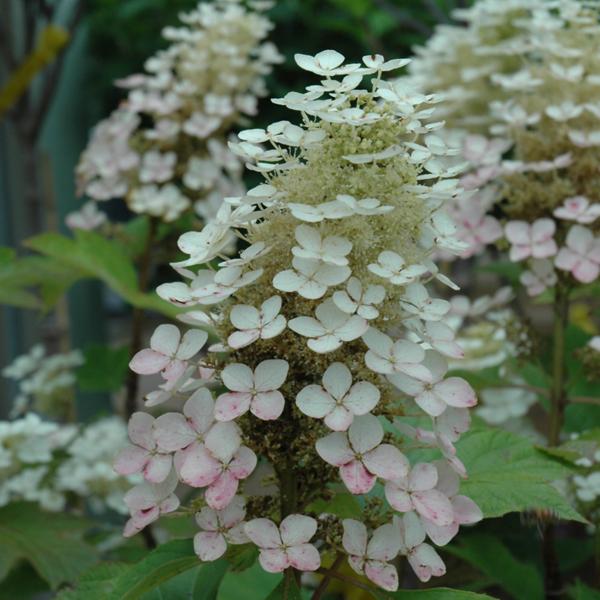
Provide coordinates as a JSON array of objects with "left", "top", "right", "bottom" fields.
[
  {"left": 312, "top": 559, "right": 374, "bottom": 599},
  {"left": 0, "top": 24, "right": 70, "bottom": 117},
  {"left": 570, "top": 302, "right": 597, "bottom": 335}
]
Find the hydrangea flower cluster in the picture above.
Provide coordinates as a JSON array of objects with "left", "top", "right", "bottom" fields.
[
  {"left": 0, "top": 414, "right": 136, "bottom": 513},
  {"left": 76, "top": 0, "right": 281, "bottom": 222},
  {"left": 410, "top": 0, "right": 600, "bottom": 283},
  {"left": 120, "top": 50, "right": 482, "bottom": 590},
  {"left": 2, "top": 344, "right": 84, "bottom": 418}
]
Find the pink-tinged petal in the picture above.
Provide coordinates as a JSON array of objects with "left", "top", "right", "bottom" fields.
[
  {"left": 153, "top": 413, "right": 195, "bottom": 452},
  {"left": 228, "top": 330, "right": 260, "bottom": 349},
  {"left": 251, "top": 391, "right": 285, "bottom": 420},
  {"left": 555, "top": 248, "right": 578, "bottom": 271},
  {"left": 226, "top": 523, "right": 249, "bottom": 545},
  {"left": 158, "top": 493, "right": 179, "bottom": 515},
  {"left": 179, "top": 445, "right": 222, "bottom": 487},
  {"left": 150, "top": 323, "right": 181, "bottom": 355},
  {"left": 258, "top": 549, "right": 289, "bottom": 573},
  {"left": 229, "top": 446, "right": 257, "bottom": 479},
  {"left": 205, "top": 471, "right": 239, "bottom": 510},
  {"left": 342, "top": 519, "right": 368, "bottom": 556},
  {"left": 143, "top": 454, "right": 173, "bottom": 483},
  {"left": 244, "top": 518, "right": 282, "bottom": 548},
  {"left": 573, "top": 259, "right": 599, "bottom": 283},
  {"left": 280, "top": 514, "right": 317, "bottom": 545},
  {"left": 123, "top": 507, "right": 159, "bottom": 537},
  {"left": 423, "top": 520, "right": 459, "bottom": 546},
  {"left": 532, "top": 239, "right": 557, "bottom": 259},
  {"left": 367, "top": 523, "right": 401, "bottom": 561},
  {"left": 195, "top": 506, "right": 219, "bottom": 531},
  {"left": 287, "top": 544, "right": 321, "bottom": 571},
  {"left": 412, "top": 490, "right": 454, "bottom": 526},
  {"left": 531, "top": 218, "right": 555, "bottom": 242},
  {"left": 324, "top": 405, "right": 354, "bottom": 431},
  {"left": 435, "top": 378, "right": 477, "bottom": 408},
  {"left": 340, "top": 460, "right": 377, "bottom": 494},
  {"left": 322, "top": 362, "right": 352, "bottom": 399},
  {"left": 344, "top": 382, "right": 380, "bottom": 415},
  {"left": 296, "top": 385, "right": 335, "bottom": 418},
  {"left": 219, "top": 495, "right": 246, "bottom": 528},
  {"left": 509, "top": 244, "right": 531, "bottom": 262},
  {"left": 114, "top": 445, "right": 149, "bottom": 476},
  {"left": 363, "top": 444, "right": 409, "bottom": 481},
  {"left": 435, "top": 407, "right": 470, "bottom": 443},
  {"left": 348, "top": 556, "right": 366, "bottom": 576},
  {"left": 173, "top": 443, "right": 196, "bottom": 477},
  {"left": 214, "top": 392, "right": 252, "bottom": 421},
  {"left": 384, "top": 483, "right": 413, "bottom": 512},
  {"left": 128, "top": 412, "right": 155, "bottom": 449},
  {"left": 130, "top": 349, "right": 170, "bottom": 375},
  {"left": 365, "top": 561, "right": 399, "bottom": 592},
  {"left": 348, "top": 414, "right": 383, "bottom": 454},
  {"left": 408, "top": 463, "right": 438, "bottom": 492},
  {"left": 205, "top": 422, "right": 241, "bottom": 463},
  {"left": 221, "top": 363, "right": 254, "bottom": 391},
  {"left": 414, "top": 390, "right": 447, "bottom": 417},
  {"left": 452, "top": 495, "right": 483, "bottom": 524},
  {"left": 161, "top": 359, "right": 187, "bottom": 382},
  {"left": 408, "top": 544, "right": 446, "bottom": 582},
  {"left": 184, "top": 388, "right": 215, "bottom": 434},
  {"left": 315, "top": 432, "right": 354, "bottom": 466},
  {"left": 504, "top": 221, "right": 530, "bottom": 245},
  {"left": 194, "top": 531, "right": 227, "bottom": 561},
  {"left": 397, "top": 363, "right": 433, "bottom": 383}
]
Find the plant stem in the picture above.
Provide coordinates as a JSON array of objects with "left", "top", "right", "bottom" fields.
[
  {"left": 124, "top": 218, "right": 157, "bottom": 419},
  {"left": 311, "top": 553, "right": 344, "bottom": 600},
  {"left": 314, "top": 567, "right": 377, "bottom": 594},
  {"left": 543, "top": 280, "right": 570, "bottom": 598}
]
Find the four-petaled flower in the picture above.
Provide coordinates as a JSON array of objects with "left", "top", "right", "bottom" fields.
[
  {"left": 368, "top": 251, "right": 428, "bottom": 285},
  {"left": 332, "top": 277, "right": 386, "bottom": 319},
  {"left": 400, "top": 284, "right": 450, "bottom": 321},
  {"left": 519, "top": 259, "right": 557, "bottom": 296},
  {"left": 292, "top": 225, "right": 352, "bottom": 265},
  {"left": 388, "top": 351, "right": 476, "bottom": 417},
  {"left": 273, "top": 257, "right": 350, "bottom": 299},
  {"left": 289, "top": 301, "right": 368, "bottom": 353},
  {"left": 504, "top": 219, "right": 557, "bottom": 262},
  {"left": 553, "top": 196, "right": 600, "bottom": 224},
  {"left": 384, "top": 462, "right": 454, "bottom": 526},
  {"left": 296, "top": 362, "right": 380, "bottom": 431},
  {"left": 342, "top": 519, "right": 401, "bottom": 591},
  {"left": 244, "top": 514, "right": 321, "bottom": 573},
  {"left": 316, "top": 414, "right": 408, "bottom": 493},
  {"left": 228, "top": 295, "right": 287, "bottom": 349},
  {"left": 114, "top": 412, "right": 172, "bottom": 483},
  {"left": 554, "top": 225, "right": 600, "bottom": 283},
  {"left": 294, "top": 50, "right": 360, "bottom": 77},
  {"left": 215, "top": 359, "right": 289, "bottom": 421},
  {"left": 129, "top": 324, "right": 207, "bottom": 381},
  {"left": 194, "top": 495, "right": 248, "bottom": 561}
]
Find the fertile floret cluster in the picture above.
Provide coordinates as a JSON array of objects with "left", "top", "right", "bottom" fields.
[
  {"left": 411, "top": 0, "right": 600, "bottom": 275},
  {"left": 75, "top": 0, "right": 281, "bottom": 222},
  {"left": 119, "top": 50, "right": 482, "bottom": 590}
]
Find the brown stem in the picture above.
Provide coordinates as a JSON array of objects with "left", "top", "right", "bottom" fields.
[
  {"left": 543, "top": 281, "right": 570, "bottom": 598},
  {"left": 124, "top": 218, "right": 157, "bottom": 419},
  {"left": 314, "top": 567, "right": 376, "bottom": 594},
  {"left": 311, "top": 554, "right": 344, "bottom": 600}
]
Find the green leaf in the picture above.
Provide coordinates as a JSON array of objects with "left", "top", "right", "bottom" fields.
[
  {"left": 264, "top": 573, "right": 302, "bottom": 600},
  {"left": 56, "top": 563, "right": 130, "bottom": 599},
  {"left": 306, "top": 491, "right": 362, "bottom": 519},
  {"left": 218, "top": 562, "right": 281, "bottom": 600},
  {"left": 568, "top": 579, "right": 600, "bottom": 600},
  {"left": 374, "top": 589, "right": 495, "bottom": 599},
  {"left": 0, "top": 503, "right": 97, "bottom": 589},
  {"left": 77, "top": 344, "right": 130, "bottom": 392},
  {"left": 223, "top": 543, "right": 259, "bottom": 572},
  {"left": 478, "top": 261, "right": 523, "bottom": 284},
  {"left": 25, "top": 231, "right": 181, "bottom": 319},
  {"left": 0, "top": 563, "right": 50, "bottom": 600},
  {"left": 446, "top": 534, "right": 543, "bottom": 599},
  {"left": 110, "top": 539, "right": 199, "bottom": 599},
  {"left": 457, "top": 428, "right": 586, "bottom": 522}
]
